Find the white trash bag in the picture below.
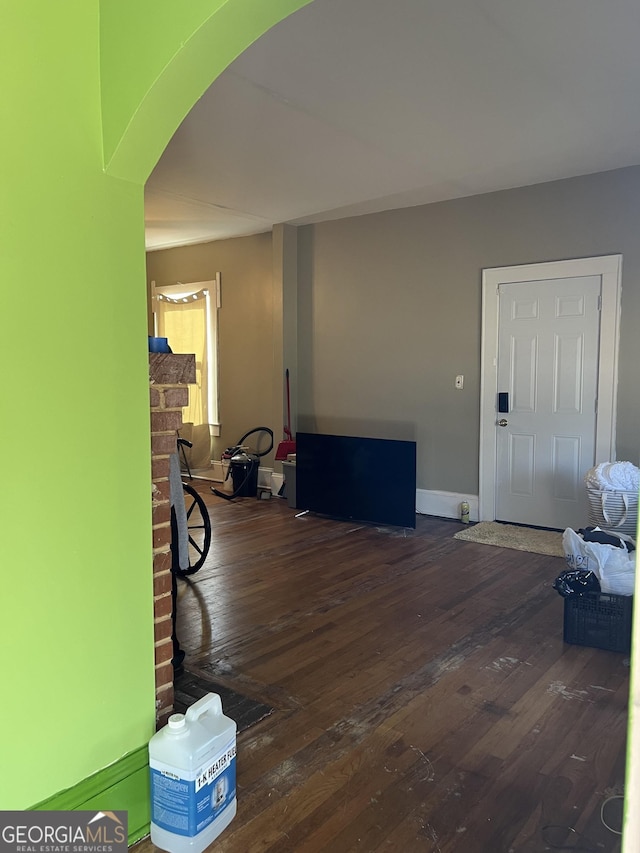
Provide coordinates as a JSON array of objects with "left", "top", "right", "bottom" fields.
[{"left": 562, "top": 527, "right": 636, "bottom": 596}]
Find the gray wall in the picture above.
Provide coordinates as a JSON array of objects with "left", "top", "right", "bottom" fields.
[{"left": 297, "top": 166, "right": 640, "bottom": 493}]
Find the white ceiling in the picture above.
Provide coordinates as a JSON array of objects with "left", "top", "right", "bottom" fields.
[{"left": 144, "top": 0, "right": 640, "bottom": 251}]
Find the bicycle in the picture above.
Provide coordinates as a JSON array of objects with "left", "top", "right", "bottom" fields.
[
  {"left": 173, "top": 438, "right": 212, "bottom": 577},
  {"left": 170, "top": 438, "right": 212, "bottom": 670}
]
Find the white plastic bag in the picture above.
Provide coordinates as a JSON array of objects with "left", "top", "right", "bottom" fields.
[{"left": 562, "top": 528, "right": 636, "bottom": 596}]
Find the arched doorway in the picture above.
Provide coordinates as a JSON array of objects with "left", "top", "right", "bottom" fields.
[
  {"left": 101, "top": 0, "right": 312, "bottom": 721},
  {"left": 103, "top": 1, "right": 313, "bottom": 185}
]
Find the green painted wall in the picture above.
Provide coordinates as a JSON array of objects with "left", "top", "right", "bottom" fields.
[
  {"left": 0, "top": 0, "right": 308, "bottom": 812},
  {"left": 0, "top": 0, "right": 154, "bottom": 810}
]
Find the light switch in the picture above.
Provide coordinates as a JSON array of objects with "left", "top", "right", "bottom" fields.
[{"left": 455, "top": 375, "right": 464, "bottom": 390}]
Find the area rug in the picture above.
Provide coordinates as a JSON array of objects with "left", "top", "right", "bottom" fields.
[
  {"left": 174, "top": 668, "right": 274, "bottom": 733},
  {"left": 453, "top": 521, "right": 564, "bottom": 557}
]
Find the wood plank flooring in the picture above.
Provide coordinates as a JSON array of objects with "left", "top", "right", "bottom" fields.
[{"left": 136, "top": 485, "right": 627, "bottom": 852}]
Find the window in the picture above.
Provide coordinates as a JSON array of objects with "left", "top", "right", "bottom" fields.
[{"left": 152, "top": 275, "right": 220, "bottom": 434}]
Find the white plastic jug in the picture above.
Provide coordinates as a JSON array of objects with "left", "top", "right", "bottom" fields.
[{"left": 149, "top": 693, "right": 237, "bottom": 853}]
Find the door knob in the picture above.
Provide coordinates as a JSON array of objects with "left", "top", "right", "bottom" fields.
[{"left": 498, "top": 419, "right": 508, "bottom": 427}]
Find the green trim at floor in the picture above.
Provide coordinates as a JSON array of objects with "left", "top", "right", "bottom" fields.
[{"left": 30, "top": 744, "right": 150, "bottom": 844}]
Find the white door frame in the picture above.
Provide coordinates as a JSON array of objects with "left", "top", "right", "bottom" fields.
[{"left": 479, "top": 254, "right": 622, "bottom": 522}]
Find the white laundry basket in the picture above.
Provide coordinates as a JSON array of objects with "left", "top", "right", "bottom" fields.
[{"left": 586, "top": 487, "right": 638, "bottom": 538}]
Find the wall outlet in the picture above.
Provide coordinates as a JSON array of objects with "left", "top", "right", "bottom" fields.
[{"left": 455, "top": 375, "right": 464, "bottom": 389}]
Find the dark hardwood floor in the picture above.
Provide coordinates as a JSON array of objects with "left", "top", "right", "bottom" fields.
[{"left": 137, "top": 483, "right": 627, "bottom": 852}]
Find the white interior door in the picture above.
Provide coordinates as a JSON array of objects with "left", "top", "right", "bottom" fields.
[
  {"left": 479, "top": 255, "right": 622, "bottom": 529},
  {"left": 496, "top": 277, "right": 601, "bottom": 529}
]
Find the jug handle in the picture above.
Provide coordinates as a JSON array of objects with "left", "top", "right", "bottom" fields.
[{"left": 185, "top": 693, "right": 222, "bottom": 722}]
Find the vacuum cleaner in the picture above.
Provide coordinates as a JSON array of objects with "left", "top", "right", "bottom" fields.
[{"left": 212, "top": 426, "right": 274, "bottom": 501}]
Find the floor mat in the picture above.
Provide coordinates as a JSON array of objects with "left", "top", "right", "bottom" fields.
[
  {"left": 174, "top": 668, "right": 275, "bottom": 732},
  {"left": 453, "top": 521, "right": 564, "bottom": 557}
]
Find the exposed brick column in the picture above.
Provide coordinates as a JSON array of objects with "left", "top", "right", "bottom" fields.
[{"left": 149, "top": 353, "right": 196, "bottom": 726}]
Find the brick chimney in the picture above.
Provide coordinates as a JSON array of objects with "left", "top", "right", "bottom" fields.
[{"left": 149, "top": 352, "right": 196, "bottom": 725}]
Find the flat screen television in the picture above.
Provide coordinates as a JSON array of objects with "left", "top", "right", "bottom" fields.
[{"left": 296, "top": 432, "right": 416, "bottom": 528}]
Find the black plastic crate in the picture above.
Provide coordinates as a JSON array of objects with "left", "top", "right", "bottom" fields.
[{"left": 563, "top": 592, "right": 633, "bottom": 653}]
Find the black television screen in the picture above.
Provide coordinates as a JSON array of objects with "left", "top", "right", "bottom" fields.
[{"left": 296, "top": 432, "right": 416, "bottom": 528}]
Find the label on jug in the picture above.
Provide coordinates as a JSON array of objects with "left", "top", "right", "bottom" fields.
[{"left": 150, "top": 739, "right": 236, "bottom": 837}]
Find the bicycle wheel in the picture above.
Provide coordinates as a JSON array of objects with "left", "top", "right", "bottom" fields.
[{"left": 175, "top": 483, "right": 212, "bottom": 577}]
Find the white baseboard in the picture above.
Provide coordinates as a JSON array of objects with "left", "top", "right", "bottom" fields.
[
  {"left": 204, "top": 472, "right": 476, "bottom": 518},
  {"left": 416, "top": 489, "right": 478, "bottom": 522}
]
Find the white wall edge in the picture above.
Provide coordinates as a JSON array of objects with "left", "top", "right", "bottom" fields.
[{"left": 416, "top": 489, "right": 478, "bottom": 522}]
